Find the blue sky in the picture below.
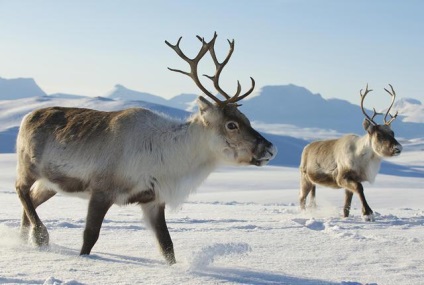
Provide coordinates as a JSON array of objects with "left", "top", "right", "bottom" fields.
[{"left": 0, "top": 0, "right": 423, "bottom": 108}]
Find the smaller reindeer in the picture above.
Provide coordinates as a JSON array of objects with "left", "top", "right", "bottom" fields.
[{"left": 299, "top": 85, "right": 402, "bottom": 221}]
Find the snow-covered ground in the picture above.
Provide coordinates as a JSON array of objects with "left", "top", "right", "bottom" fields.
[{"left": 1, "top": 140, "right": 423, "bottom": 285}]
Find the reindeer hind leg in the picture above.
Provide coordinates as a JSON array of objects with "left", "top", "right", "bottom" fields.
[
  {"left": 16, "top": 177, "right": 50, "bottom": 247},
  {"left": 343, "top": 189, "right": 354, "bottom": 218},
  {"left": 300, "top": 174, "right": 315, "bottom": 210},
  {"left": 20, "top": 181, "right": 57, "bottom": 241},
  {"left": 17, "top": 179, "right": 33, "bottom": 242},
  {"left": 308, "top": 185, "right": 317, "bottom": 208}
]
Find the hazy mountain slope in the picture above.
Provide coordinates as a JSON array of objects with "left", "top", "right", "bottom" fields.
[
  {"left": 106, "top": 84, "right": 169, "bottom": 105},
  {"left": 2, "top": 77, "right": 423, "bottom": 137},
  {"left": 168, "top": 93, "right": 198, "bottom": 111},
  {"left": 239, "top": 85, "right": 424, "bottom": 139},
  {"left": 392, "top": 98, "right": 424, "bottom": 123},
  {"left": 0, "top": 77, "right": 46, "bottom": 99}
]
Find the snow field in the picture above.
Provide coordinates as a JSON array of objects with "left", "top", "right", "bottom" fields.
[{"left": 1, "top": 151, "right": 423, "bottom": 284}]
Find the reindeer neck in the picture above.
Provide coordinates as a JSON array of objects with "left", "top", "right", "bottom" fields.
[
  {"left": 159, "top": 117, "right": 218, "bottom": 168},
  {"left": 357, "top": 133, "right": 381, "bottom": 162}
]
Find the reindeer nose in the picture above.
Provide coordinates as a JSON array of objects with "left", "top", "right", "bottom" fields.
[
  {"left": 393, "top": 144, "right": 402, "bottom": 156},
  {"left": 267, "top": 144, "right": 278, "bottom": 160}
]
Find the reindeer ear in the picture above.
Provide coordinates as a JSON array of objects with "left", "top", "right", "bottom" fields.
[
  {"left": 363, "top": 119, "right": 374, "bottom": 134},
  {"left": 197, "top": 96, "right": 214, "bottom": 113}
]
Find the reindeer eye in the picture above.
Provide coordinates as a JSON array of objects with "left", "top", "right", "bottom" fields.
[{"left": 226, "top": 122, "right": 239, "bottom": 130}]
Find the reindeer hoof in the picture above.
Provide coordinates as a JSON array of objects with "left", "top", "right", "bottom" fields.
[
  {"left": 166, "top": 257, "right": 176, "bottom": 266},
  {"left": 19, "top": 226, "right": 30, "bottom": 242},
  {"left": 363, "top": 213, "right": 375, "bottom": 222},
  {"left": 343, "top": 210, "right": 350, "bottom": 218},
  {"left": 165, "top": 252, "right": 176, "bottom": 265},
  {"left": 30, "top": 225, "right": 49, "bottom": 247}
]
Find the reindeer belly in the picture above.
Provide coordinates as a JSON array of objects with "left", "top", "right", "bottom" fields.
[
  {"left": 35, "top": 176, "right": 156, "bottom": 206},
  {"left": 307, "top": 171, "right": 340, "bottom": 189},
  {"left": 34, "top": 178, "right": 91, "bottom": 200}
]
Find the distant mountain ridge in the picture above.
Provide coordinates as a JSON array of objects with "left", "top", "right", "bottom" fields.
[
  {"left": 0, "top": 77, "right": 423, "bottom": 139},
  {"left": 106, "top": 84, "right": 197, "bottom": 111},
  {"left": 106, "top": 84, "right": 168, "bottom": 105},
  {"left": 240, "top": 85, "right": 424, "bottom": 139},
  {"left": 0, "top": 77, "right": 46, "bottom": 99},
  {"left": 393, "top": 98, "right": 424, "bottom": 123}
]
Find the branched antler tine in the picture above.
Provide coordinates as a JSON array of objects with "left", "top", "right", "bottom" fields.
[
  {"left": 208, "top": 38, "right": 234, "bottom": 73},
  {"left": 165, "top": 37, "right": 190, "bottom": 62},
  {"left": 226, "top": 81, "right": 242, "bottom": 103},
  {"left": 194, "top": 35, "right": 211, "bottom": 61},
  {"left": 234, "top": 80, "right": 242, "bottom": 98},
  {"left": 383, "top": 84, "right": 398, "bottom": 125},
  {"left": 167, "top": 67, "right": 190, "bottom": 76},
  {"left": 233, "top": 77, "right": 256, "bottom": 102},
  {"left": 166, "top": 35, "right": 223, "bottom": 105},
  {"left": 167, "top": 33, "right": 255, "bottom": 107},
  {"left": 208, "top": 37, "right": 255, "bottom": 103},
  {"left": 165, "top": 38, "right": 192, "bottom": 77},
  {"left": 359, "top": 84, "right": 377, "bottom": 125},
  {"left": 206, "top": 36, "right": 234, "bottom": 99},
  {"left": 195, "top": 35, "right": 204, "bottom": 42},
  {"left": 220, "top": 39, "right": 235, "bottom": 68},
  {"left": 386, "top": 111, "right": 398, "bottom": 125},
  {"left": 371, "top": 108, "right": 383, "bottom": 121}
]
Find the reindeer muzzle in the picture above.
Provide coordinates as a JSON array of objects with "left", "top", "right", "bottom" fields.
[
  {"left": 251, "top": 141, "right": 277, "bottom": 166},
  {"left": 393, "top": 144, "right": 402, "bottom": 156}
]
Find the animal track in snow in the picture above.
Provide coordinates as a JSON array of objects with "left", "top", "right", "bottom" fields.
[{"left": 189, "top": 242, "right": 252, "bottom": 270}]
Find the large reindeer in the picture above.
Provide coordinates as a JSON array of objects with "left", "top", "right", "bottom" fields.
[
  {"left": 15, "top": 33, "right": 277, "bottom": 264},
  {"left": 299, "top": 85, "right": 402, "bottom": 221}
]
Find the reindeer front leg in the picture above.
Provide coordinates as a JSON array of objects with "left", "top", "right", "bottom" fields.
[
  {"left": 142, "top": 202, "right": 175, "bottom": 265},
  {"left": 80, "top": 192, "right": 113, "bottom": 255},
  {"left": 337, "top": 172, "right": 374, "bottom": 221},
  {"left": 343, "top": 189, "right": 354, "bottom": 218},
  {"left": 353, "top": 182, "right": 374, "bottom": 221}
]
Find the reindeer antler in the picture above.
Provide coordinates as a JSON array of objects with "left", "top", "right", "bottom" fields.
[
  {"left": 165, "top": 32, "right": 255, "bottom": 107},
  {"left": 383, "top": 84, "right": 399, "bottom": 125},
  {"left": 360, "top": 84, "right": 380, "bottom": 126}
]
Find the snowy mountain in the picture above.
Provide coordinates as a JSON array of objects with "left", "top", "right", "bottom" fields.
[
  {"left": 135, "top": 84, "right": 423, "bottom": 139},
  {"left": 240, "top": 85, "right": 424, "bottom": 139},
  {"left": 47, "top": 92, "right": 87, "bottom": 99},
  {"left": 0, "top": 77, "right": 46, "bottom": 99},
  {"left": 392, "top": 97, "right": 424, "bottom": 123},
  {"left": 2, "top": 77, "right": 423, "bottom": 138},
  {"left": 168, "top": 93, "right": 198, "bottom": 111},
  {"left": 106, "top": 84, "right": 198, "bottom": 111},
  {"left": 106, "top": 84, "right": 169, "bottom": 105}
]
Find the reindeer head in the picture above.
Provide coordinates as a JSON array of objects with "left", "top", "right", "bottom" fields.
[
  {"left": 360, "top": 84, "right": 403, "bottom": 157},
  {"left": 166, "top": 32, "right": 277, "bottom": 166}
]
